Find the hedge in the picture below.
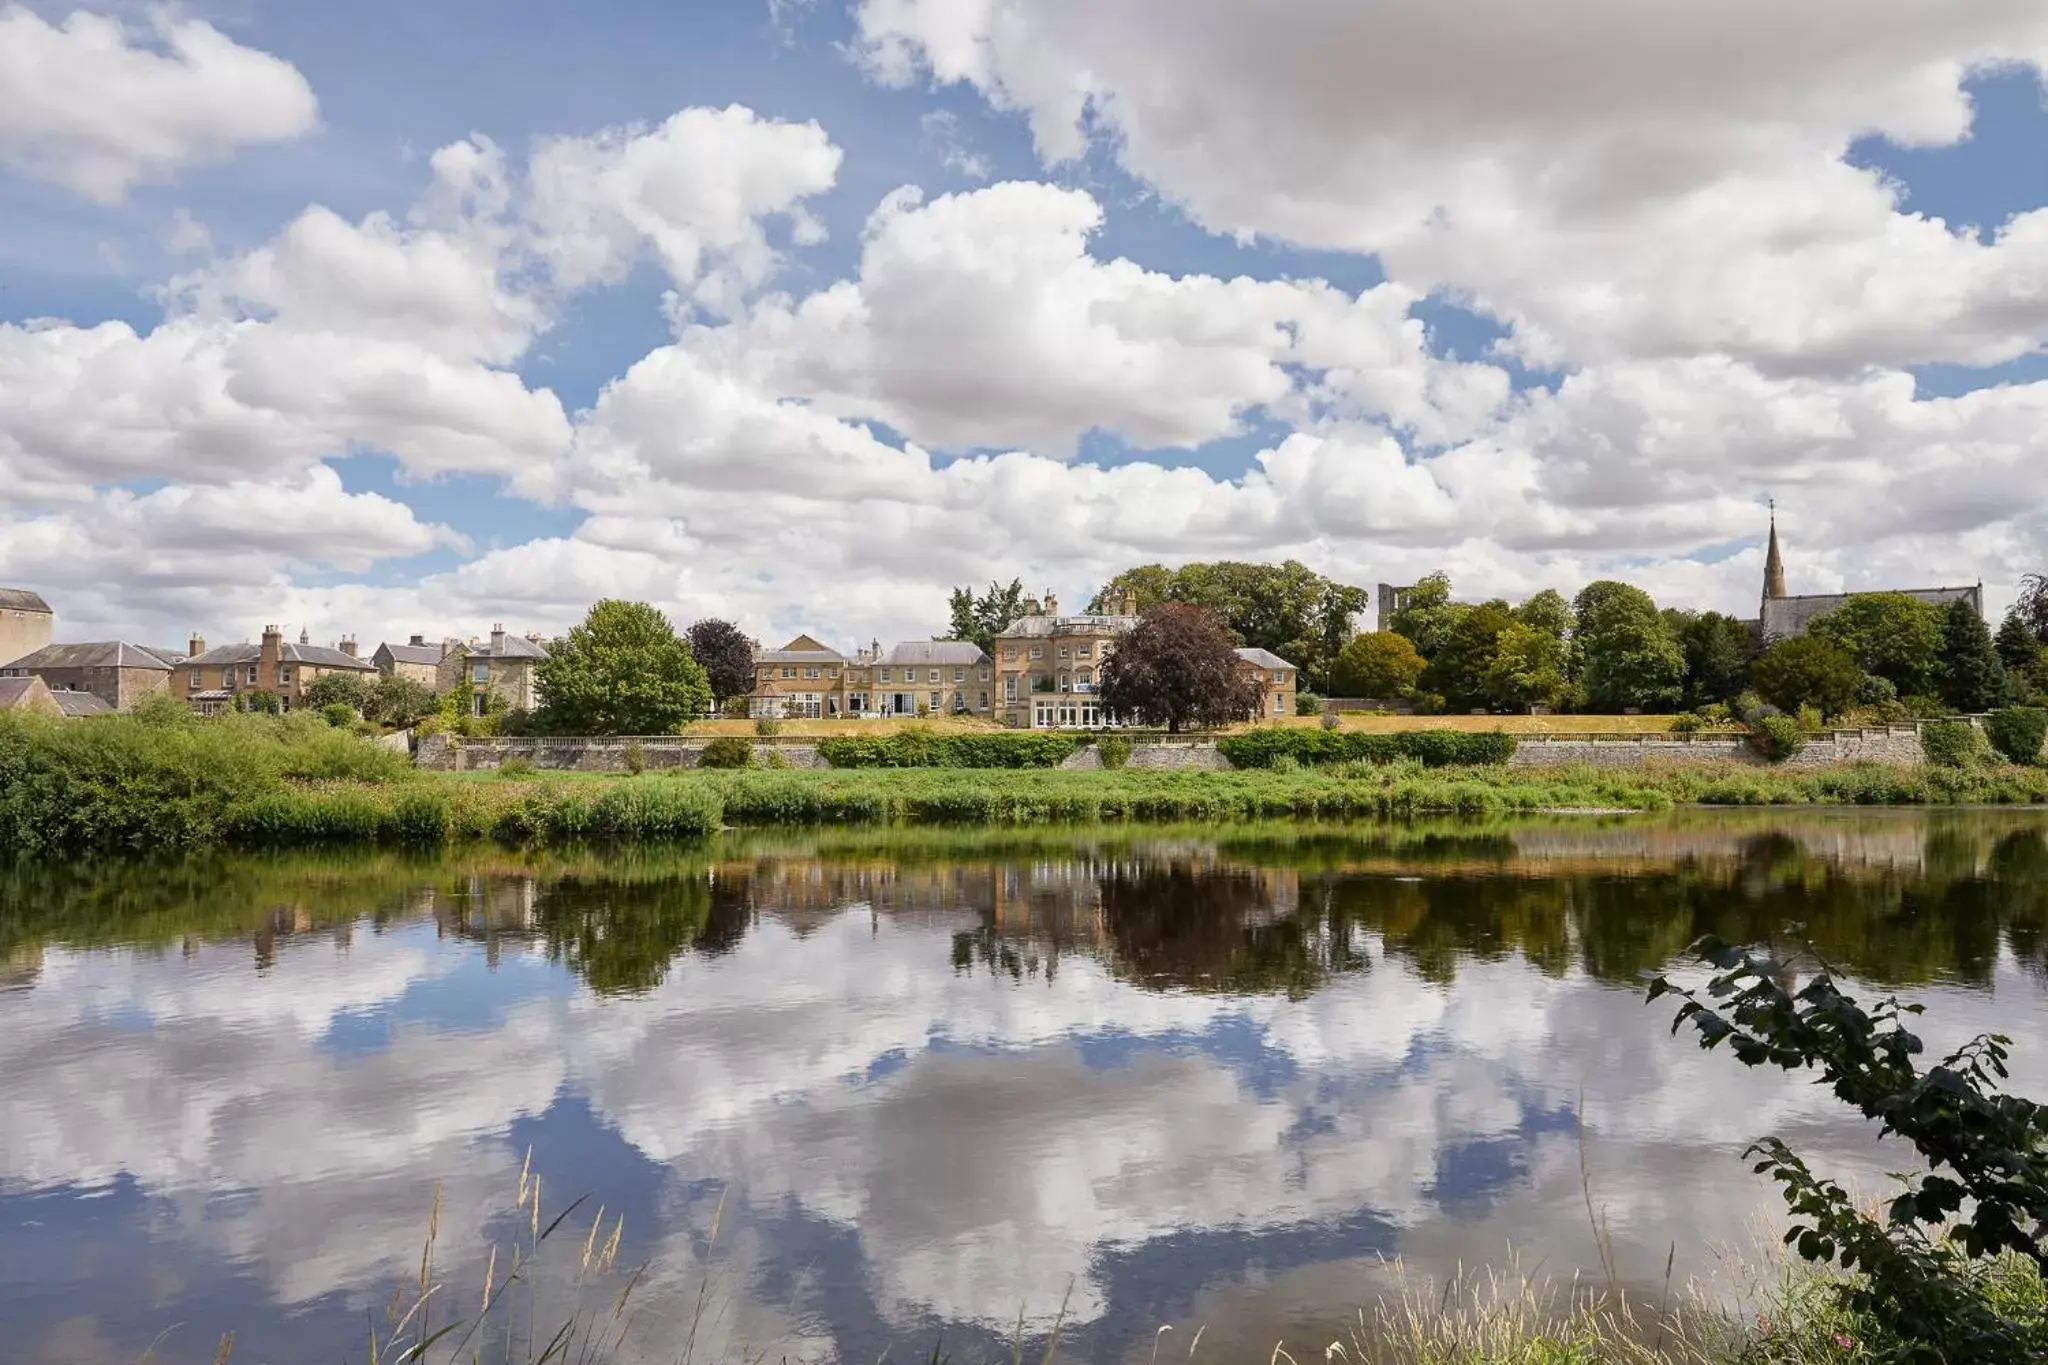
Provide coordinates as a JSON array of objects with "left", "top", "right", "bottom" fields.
[
  {"left": 1215, "top": 728, "right": 1516, "bottom": 769},
  {"left": 1984, "top": 708, "right": 2048, "bottom": 766},
  {"left": 815, "top": 732, "right": 1079, "bottom": 769},
  {"left": 1921, "top": 718, "right": 1986, "bottom": 769}
]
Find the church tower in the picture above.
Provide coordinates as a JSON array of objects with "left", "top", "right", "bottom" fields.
[{"left": 1762, "top": 504, "right": 1788, "bottom": 606}]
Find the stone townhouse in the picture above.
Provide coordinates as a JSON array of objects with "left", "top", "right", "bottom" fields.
[
  {"left": 437, "top": 626, "right": 549, "bottom": 716},
  {"left": 870, "top": 641, "right": 993, "bottom": 716},
  {"left": 749, "top": 634, "right": 852, "bottom": 719},
  {"left": 373, "top": 635, "right": 446, "bottom": 687},
  {"left": 1, "top": 641, "right": 176, "bottom": 711},
  {"left": 174, "top": 626, "right": 378, "bottom": 714},
  {"left": 990, "top": 592, "right": 1138, "bottom": 729},
  {"left": 747, "top": 635, "right": 994, "bottom": 719},
  {"left": 1234, "top": 648, "right": 1299, "bottom": 720},
  {"left": 0, "top": 589, "right": 53, "bottom": 666}
]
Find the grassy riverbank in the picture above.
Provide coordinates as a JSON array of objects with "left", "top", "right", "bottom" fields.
[{"left": 5, "top": 710, "right": 2048, "bottom": 856}]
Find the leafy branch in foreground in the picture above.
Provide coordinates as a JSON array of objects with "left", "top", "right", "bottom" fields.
[{"left": 1648, "top": 937, "right": 2048, "bottom": 1362}]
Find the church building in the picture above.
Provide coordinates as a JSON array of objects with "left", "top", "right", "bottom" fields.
[{"left": 1755, "top": 511, "right": 1982, "bottom": 641}]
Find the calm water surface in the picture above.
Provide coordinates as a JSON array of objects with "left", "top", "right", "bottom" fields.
[{"left": 4, "top": 810, "right": 2048, "bottom": 1363}]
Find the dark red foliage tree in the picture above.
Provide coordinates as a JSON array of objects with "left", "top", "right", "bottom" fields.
[
  {"left": 686, "top": 618, "right": 757, "bottom": 709},
  {"left": 1098, "top": 602, "right": 1263, "bottom": 733}
]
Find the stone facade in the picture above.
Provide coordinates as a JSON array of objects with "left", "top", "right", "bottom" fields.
[
  {"left": 747, "top": 636, "right": 995, "bottom": 720},
  {"left": 373, "top": 635, "right": 445, "bottom": 687},
  {"left": 0, "top": 589, "right": 53, "bottom": 667},
  {"left": 1235, "top": 648, "right": 1299, "bottom": 720},
  {"left": 0, "top": 675, "right": 61, "bottom": 716},
  {"left": 437, "top": 626, "right": 547, "bottom": 716},
  {"left": 0, "top": 641, "right": 174, "bottom": 711},
  {"left": 991, "top": 592, "right": 1135, "bottom": 729},
  {"left": 174, "top": 626, "right": 378, "bottom": 713},
  {"left": 1504, "top": 724, "right": 1948, "bottom": 769}
]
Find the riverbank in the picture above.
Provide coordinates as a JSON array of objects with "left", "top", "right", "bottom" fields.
[{"left": 5, "top": 711, "right": 2047, "bottom": 856}]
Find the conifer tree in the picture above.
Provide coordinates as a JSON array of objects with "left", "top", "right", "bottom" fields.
[{"left": 1938, "top": 598, "right": 2006, "bottom": 714}]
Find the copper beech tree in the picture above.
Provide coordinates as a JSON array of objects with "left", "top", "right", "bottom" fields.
[{"left": 1098, "top": 602, "right": 1262, "bottom": 733}]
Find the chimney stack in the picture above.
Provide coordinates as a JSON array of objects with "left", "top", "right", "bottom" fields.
[
  {"left": 1024, "top": 596, "right": 1042, "bottom": 616},
  {"left": 260, "top": 624, "right": 283, "bottom": 681},
  {"left": 409, "top": 633, "right": 426, "bottom": 647},
  {"left": 1044, "top": 591, "right": 1059, "bottom": 616},
  {"left": 490, "top": 623, "right": 506, "bottom": 655},
  {"left": 188, "top": 632, "right": 206, "bottom": 659},
  {"left": 1122, "top": 590, "right": 1139, "bottom": 616},
  {"left": 339, "top": 636, "right": 357, "bottom": 658}
]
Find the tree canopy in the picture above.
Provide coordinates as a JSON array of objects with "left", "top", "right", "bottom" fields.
[
  {"left": 945, "top": 579, "right": 1029, "bottom": 655},
  {"left": 1329, "top": 631, "right": 1426, "bottom": 699},
  {"left": 1386, "top": 572, "right": 1460, "bottom": 659},
  {"left": 1422, "top": 600, "right": 1517, "bottom": 710},
  {"left": 1750, "top": 636, "right": 1861, "bottom": 720},
  {"left": 1572, "top": 581, "right": 1684, "bottom": 712},
  {"left": 1937, "top": 598, "right": 2006, "bottom": 714},
  {"left": 1097, "top": 602, "right": 1263, "bottom": 733},
  {"left": 1482, "top": 621, "right": 1570, "bottom": 712},
  {"left": 1806, "top": 593, "right": 1945, "bottom": 698},
  {"left": 535, "top": 600, "right": 712, "bottom": 736},
  {"left": 1090, "top": 560, "right": 1368, "bottom": 691},
  {"left": 1670, "top": 610, "right": 1755, "bottom": 708},
  {"left": 685, "top": 618, "right": 757, "bottom": 707}
]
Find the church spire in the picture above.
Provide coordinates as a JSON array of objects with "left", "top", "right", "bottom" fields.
[{"left": 1763, "top": 500, "right": 1787, "bottom": 603}]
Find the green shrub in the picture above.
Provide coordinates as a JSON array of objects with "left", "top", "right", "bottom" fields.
[
  {"left": 1984, "top": 708, "right": 2048, "bottom": 765},
  {"left": 1668, "top": 712, "right": 1704, "bottom": 736},
  {"left": 1796, "top": 703, "right": 1824, "bottom": 733},
  {"left": 1096, "top": 734, "right": 1133, "bottom": 770},
  {"left": 1216, "top": 728, "right": 1516, "bottom": 769},
  {"left": 1921, "top": 718, "right": 1986, "bottom": 769},
  {"left": 1748, "top": 714, "right": 1805, "bottom": 763},
  {"left": 320, "top": 702, "right": 356, "bottom": 729},
  {"left": 698, "top": 736, "right": 753, "bottom": 769},
  {"left": 586, "top": 780, "right": 723, "bottom": 841},
  {"left": 382, "top": 791, "right": 451, "bottom": 845},
  {"left": 1295, "top": 691, "right": 1323, "bottom": 717},
  {"left": 1320, "top": 710, "right": 1341, "bottom": 732},
  {"left": 754, "top": 717, "right": 782, "bottom": 737},
  {"left": 498, "top": 757, "right": 538, "bottom": 780},
  {"left": 816, "top": 732, "right": 1077, "bottom": 769},
  {"left": 624, "top": 742, "right": 647, "bottom": 775}
]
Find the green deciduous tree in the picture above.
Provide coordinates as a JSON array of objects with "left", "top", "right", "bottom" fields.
[
  {"left": 1940, "top": 599, "right": 2008, "bottom": 714},
  {"left": 1808, "top": 592, "right": 1946, "bottom": 697},
  {"left": 1996, "top": 612, "right": 2047, "bottom": 703},
  {"left": 946, "top": 579, "right": 1029, "bottom": 655},
  {"left": 1090, "top": 560, "right": 1368, "bottom": 692},
  {"left": 302, "top": 672, "right": 370, "bottom": 712},
  {"left": 1671, "top": 610, "right": 1755, "bottom": 708},
  {"left": 1571, "top": 581, "right": 1684, "bottom": 712},
  {"left": 685, "top": 618, "right": 757, "bottom": 708},
  {"left": 1097, "top": 602, "right": 1263, "bottom": 733},
  {"left": 1750, "top": 636, "right": 1862, "bottom": 720},
  {"left": 535, "top": 600, "right": 712, "bottom": 736},
  {"left": 1422, "top": 600, "right": 1516, "bottom": 710},
  {"left": 364, "top": 674, "right": 436, "bottom": 728},
  {"left": 1514, "top": 588, "right": 1572, "bottom": 640},
  {"left": 1482, "top": 621, "right": 1569, "bottom": 712},
  {"left": 1387, "top": 572, "right": 1460, "bottom": 659},
  {"left": 1329, "top": 631, "right": 1426, "bottom": 699}
]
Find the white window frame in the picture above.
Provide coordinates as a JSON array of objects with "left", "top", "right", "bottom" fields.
[
  {"left": 1029, "top": 646, "right": 1044, "bottom": 660},
  {"left": 953, "top": 668, "right": 965, "bottom": 683},
  {"left": 472, "top": 662, "right": 490, "bottom": 684},
  {"left": 928, "top": 669, "right": 940, "bottom": 683},
  {"left": 781, "top": 665, "right": 796, "bottom": 679}
]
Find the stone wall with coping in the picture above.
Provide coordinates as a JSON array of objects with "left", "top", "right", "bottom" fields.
[{"left": 415, "top": 718, "right": 2033, "bottom": 774}]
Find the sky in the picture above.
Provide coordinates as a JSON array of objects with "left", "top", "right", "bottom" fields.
[{"left": 3, "top": 0, "right": 2047, "bottom": 654}]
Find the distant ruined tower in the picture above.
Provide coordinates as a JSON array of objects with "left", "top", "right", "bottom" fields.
[{"left": 1762, "top": 502, "right": 1788, "bottom": 609}]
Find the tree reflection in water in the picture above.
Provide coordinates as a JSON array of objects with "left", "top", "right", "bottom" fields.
[{"left": 2, "top": 814, "right": 2046, "bottom": 997}]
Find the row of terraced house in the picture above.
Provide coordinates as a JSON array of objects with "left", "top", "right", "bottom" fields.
[
  {"left": 1, "top": 590, "right": 550, "bottom": 719},
  {"left": 747, "top": 591, "right": 1298, "bottom": 727}
]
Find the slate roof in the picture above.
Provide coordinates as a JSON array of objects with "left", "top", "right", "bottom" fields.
[
  {"left": 997, "top": 613, "right": 1140, "bottom": 639},
  {"left": 2, "top": 642, "right": 173, "bottom": 672},
  {"left": 0, "top": 677, "right": 43, "bottom": 708},
  {"left": 462, "top": 636, "right": 550, "bottom": 661},
  {"left": 178, "top": 642, "right": 378, "bottom": 672},
  {"left": 1760, "top": 586, "right": 1983, "bottom": 642},
  {"left": 377, "top": 641, "right": 445, "bottom": 666},
  {"left": 758, "top": 647, "right": 844, "bottom": 665},
  {"left": 0, "top": 589, "right": 51, "bottom": 614},
  {"left": 51, "top": 690, "right": 113, "bottom": 717},
  {"left": 881, "top": 641, "right": 990, "bottom": 667},
  {"left": 1234, "top": 647, "right": 1297, "bottom": 671}
]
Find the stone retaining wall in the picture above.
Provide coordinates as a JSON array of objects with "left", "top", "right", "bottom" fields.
[
  {"left": 1505, "top": 724, "right": 1931, "bottom": 769},
  {"left": 417, "top": 719, "right": 2028, "bottom": 774}
]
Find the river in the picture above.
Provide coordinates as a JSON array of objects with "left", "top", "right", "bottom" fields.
[{"left": 3, "top": 809, "right": 2046, "bottom": 1363}]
